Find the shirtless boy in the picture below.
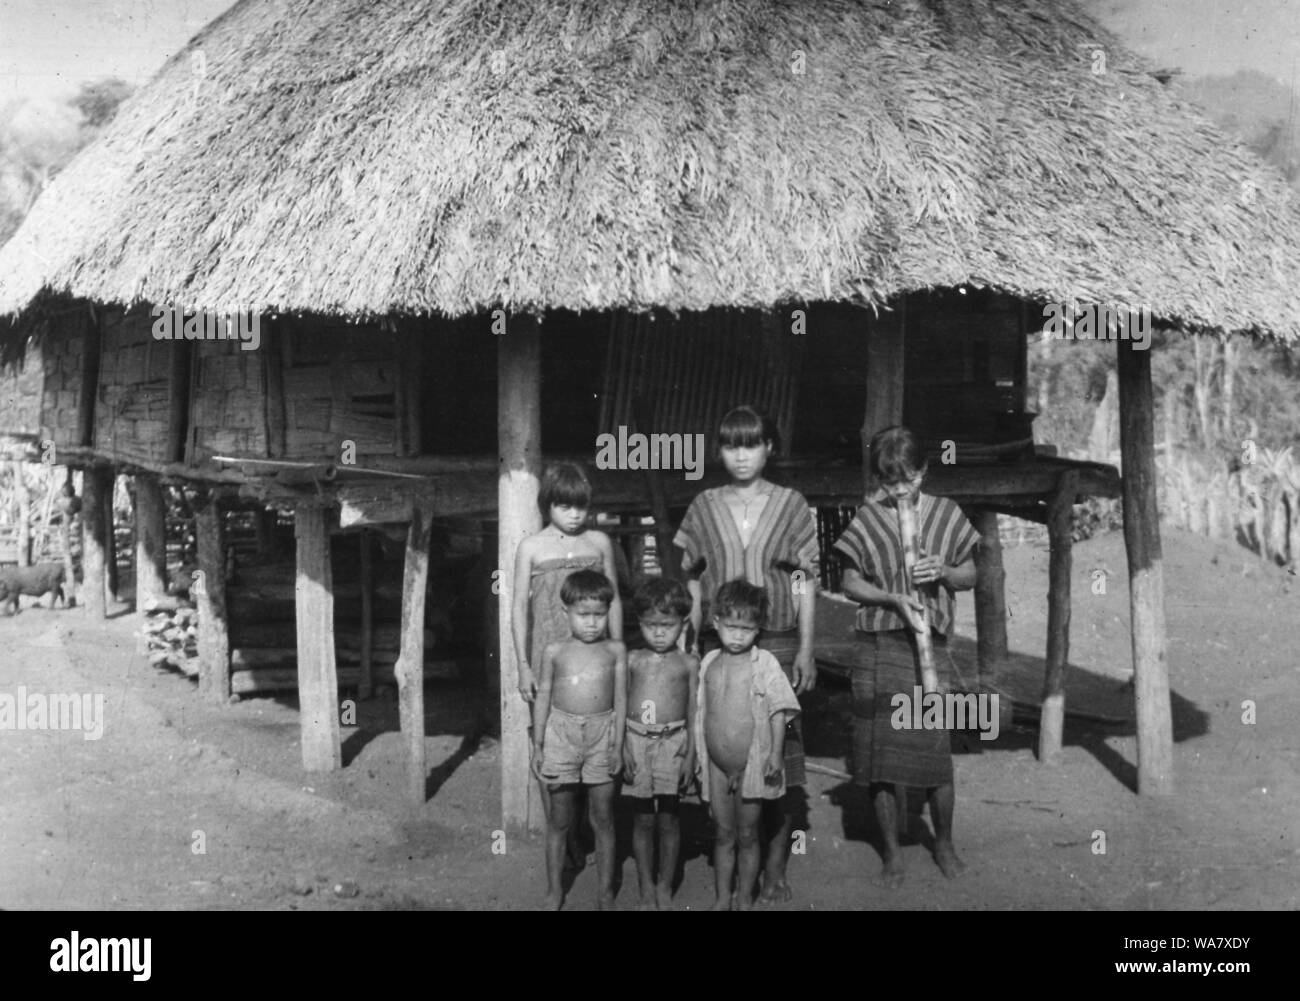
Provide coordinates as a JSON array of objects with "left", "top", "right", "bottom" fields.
[
  {"left": 532, "top": 569, "right": 627, "bottom": 910},
  {"left": 695, "top": 580, "right": 800, "bottom": 910},
  {"left": 622, "top": 578, "right": 699, "bottom": 910}
]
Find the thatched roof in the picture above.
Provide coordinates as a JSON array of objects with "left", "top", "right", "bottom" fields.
[{"left": 1, "top": 0, "right": 1298, "bottom": 339}]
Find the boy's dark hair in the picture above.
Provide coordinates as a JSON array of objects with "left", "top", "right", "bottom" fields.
[
  {"left": 561, "top": 568, "right": 614, "bottom": 608},
  {"left": 718, "top": 405, "right": 780, "bottom": 453},
  {"left": 539, "top": 462, "right": 592, "bottom": 516},
  {"left": 632, "top": 577, "right": 691, "bottom": 620},
  {"left": 868, "top": 425, "right": 927, "bottom": 484},
  {"left": 712, "top": 579, "right": 768, "bottom": 627}
]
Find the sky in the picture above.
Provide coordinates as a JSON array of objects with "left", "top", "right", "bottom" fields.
[{"left": 0, "top": 0, "right": 1296, "bottom": 102}]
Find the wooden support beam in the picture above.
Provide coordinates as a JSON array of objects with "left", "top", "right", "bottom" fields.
[
  {"left": 80, "top": 466, "right": 111, "bottom": 619},
  {"left": 264, "top": 320, "right": 288, "bottom": 459},
  {"left": 358, "top": 530, "right": 374, "bottom": 700},
  {"left": 58, "top": 474, "right": 79, "bottom": 607},
  {"left": 861, "top": 299, "right": 906, "bottom": 471},
  {"left": 166, "top": 340, "right": 191, "bottom": 463},
  {"left": 499, "top": 318, "right": 544, "bottom": 832},
  {"left": 133, "top": 473, "right": 168, "bottom": 610},
  {"left": 1038, "top": 471, "right": 1078, "bottom": 764},
  {"left": 969, "top": 507, "right": 1007, "bottom": 686},
  {"left": 78, "top": 306, "right": 102, "bottom": 448},
  {"left": 103, "top": 472, "right": 119, "bottom": 600},
  {"left": 632, "top": 396, "right": 678, "bottom": 582},
  {"left": 294, "top": 503, "right": 342, "bottom": 771},
  {"left": 1117, "top": 337, "right": 1174, "bottom": 795},
  {"left": 396, "top": 507, "right": 433, "bottom": 805},
  {"left": 194, "top": 492, "right": 231, "bottom": 703}
]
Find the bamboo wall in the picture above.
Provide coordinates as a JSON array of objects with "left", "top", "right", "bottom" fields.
[
  {"left": 39, "top": 309, "right": 93, "bottom": 452},
  {"left": 0, "top": 348, "right": 43, "bottom": 441},
  {"left": 95, "top": 307, "right": 177, "bottom": 464},
  {"left": 189, "top": 335, "right": 267, "bottom": 461},
  {"left": 278, "top": 317, "right": 400, "bottom": 458}
]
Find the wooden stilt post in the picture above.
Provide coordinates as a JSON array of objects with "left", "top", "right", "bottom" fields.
[
  {"left": 358, "top": 530, "right": 375, "bottom": 700},
  {"left": 194, "top": 492, "right": 230, "bottom": 703},
  {"left": 103, "top": 472, "right": 119, "bottom": 601},
  {"left": 861, "top": 300, "right": 906, "bottom": 468},
  {"left": 133, "top": 473, "right": 168, "bottom": 610},
  {"left": 396, "top": 507, "right": 432, "bottom": 805},
  {"left": 970, "top": 507, "right": 1006, "bottom": 687},
  {"left": 294, "top": 502, "right": 342, "bottom": 771},
  {"left": 13, "top": 461, "right": 31, "bottom": 566},
  {"left": 58, "top": 474, "right": 79, "bottom": 607},
  {"left": 1117, "top": 337, "right": 1174, "bottom": 794},
  {"left": 1038, "top": 471, "right": 1078, "bottom": 764},
  {"left": 499, "top": 315, "right": 544, "bottom": 832},
  {"left": 81, "top": 466, "right": 110, "bottom": 619}
]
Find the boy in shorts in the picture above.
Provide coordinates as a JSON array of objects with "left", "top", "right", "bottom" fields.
[
  {"left": 532, "top": 569, "right": 627, "bottom": 910},
  {"left": 622, "top": 578, "right": 699, "bottom": 909}
]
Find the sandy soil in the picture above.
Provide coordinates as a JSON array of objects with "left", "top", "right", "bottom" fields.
[{"left": 1, "top": 526, "right": 1296, "bottom": 910}]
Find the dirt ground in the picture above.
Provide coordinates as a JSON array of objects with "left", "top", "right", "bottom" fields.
[{"left": 1, "top": 525, "right": 1297, "bottom": 911}]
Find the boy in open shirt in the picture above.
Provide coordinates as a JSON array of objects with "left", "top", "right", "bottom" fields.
[
  {"left": 695, "top": 579, "right": 800, "bottom": 910},
  {"left": 532, "top": 569, "right": 627, "bottom": 910}
]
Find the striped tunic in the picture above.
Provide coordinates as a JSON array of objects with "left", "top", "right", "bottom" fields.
[
  {"left": 832, "top": 491, "right": 980, "bottom": 638},
  {"left": 674, "top": 484, "right": 819, "bottom": 631}
]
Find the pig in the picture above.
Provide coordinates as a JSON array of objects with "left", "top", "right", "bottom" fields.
[{"left": 0, "top": 562, "right": 67, "bottom": 614}]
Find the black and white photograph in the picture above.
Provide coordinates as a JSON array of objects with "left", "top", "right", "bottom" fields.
[{"left": 0, "top": 0, "right": 1296, "bottom": 938}]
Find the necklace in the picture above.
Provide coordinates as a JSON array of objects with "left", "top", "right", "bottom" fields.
[{"left": 730, "top": 485, "right": 771, "bottom": 533}]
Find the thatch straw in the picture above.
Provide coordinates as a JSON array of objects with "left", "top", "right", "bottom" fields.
[{"left": 0, "top": 0, "right": 1297, "bottom": 339}]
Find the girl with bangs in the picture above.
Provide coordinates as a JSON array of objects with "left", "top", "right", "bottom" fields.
[
  {"left": 674, "top": 405, "right": 819, "bottom": 905},
  {"left": 512, "top": 462, "right": 624, "bottom": 868}
]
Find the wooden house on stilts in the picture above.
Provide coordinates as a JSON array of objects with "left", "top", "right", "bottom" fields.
[{"left": 2, "top": 0, "right": 1299, "bottom": 828}]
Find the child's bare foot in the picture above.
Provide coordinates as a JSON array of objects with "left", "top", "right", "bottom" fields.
[
  {"left": 655, "top": 881, "right": 673, "bottom": 909},
  {"left": 934, "top": 842, "right": 966, "bottom": 879},
  {"left": 597, "top": 890, "right": 617, "bottom": 911},
  {"left": 543, "top": 890, "right": 563, "bottom": 911},
  {"left": 881, "top": 854, "right": 906, "bottom": 888},
  {"left": 758, "top": 875, "right": 792, "bottom": 904},
  {"left": 711, "top": 894, "right": 733, "bottom": 911}
]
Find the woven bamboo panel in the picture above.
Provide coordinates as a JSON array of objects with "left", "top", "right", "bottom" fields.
[
  {"left": 39, "top": 312, "right": 89, "bottom": 449},
  {"left": 190, "top": 337, "right": 269, "bottom": 460},
  {"left": 275, "top": 317, "right": 399, "bottom": 459},
  {"left": 0, "top": 345, "right": 43, "bottom": 438},
  {"left": 599, "top": 307, "right": 803, "bottom": 451},
  {"left": 94, "top": 308, "right": 174, "bottom": 463}
]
